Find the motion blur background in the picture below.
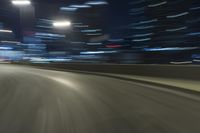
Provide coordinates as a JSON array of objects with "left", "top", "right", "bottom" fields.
[{"left": 0, "top": 0, "right": 200, "bottom": 64}]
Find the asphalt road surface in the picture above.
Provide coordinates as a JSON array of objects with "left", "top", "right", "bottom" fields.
[{"left": 0, "top": 64, "right": 200, "bottom": 133}]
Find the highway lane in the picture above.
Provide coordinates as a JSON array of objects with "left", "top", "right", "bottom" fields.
[{"left": 0, "top": 64, "right": 200, "bottom": 133}]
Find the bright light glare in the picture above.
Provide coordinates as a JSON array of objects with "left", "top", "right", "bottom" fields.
[
  {"left": 53, "top": 21, "right": 71, "bottom": 28},
  {"left": 0, "top": 29, "right": 13, "bottom": 33},
  {"left": 12, "top": 0, "right": 31, "bottom": 6},
  {"left": 85, "top": 1, "right": 109, "bottom": 5},
  {"left": 60, "top": 7, "right": 77, "bottom": 11},
  {"left": 0, "top": 47, "right": 13, "bottom": 50},
  {"left": 70, "top": 4, "right": 91, "bottom": 8}
]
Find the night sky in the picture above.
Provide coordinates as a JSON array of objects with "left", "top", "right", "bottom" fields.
[
  {"left": 0, "top": 0, "right": 132, "bottom": 39},
  {"left": 0, "top": 0, "right": 131, "bottom": 21},
  {"left": 34, "top": 0, "right": 132, "bottom": 33}
]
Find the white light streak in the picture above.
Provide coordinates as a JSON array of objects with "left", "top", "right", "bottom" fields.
[
  {"left": 148, "top": 1, "right": 167, "bottom": 7},
  {"left": 190, "top": 6, "right": 200, "bottom": 10},
  {"left": 165, "top": 26, "right": 187, "bottom": 32},
  {"left": 12, "top": 0, "right": 31, "bottom": 5},
  {"left": 70, "top": 4, "right": 91, "bottom": 8},
  {"left": 139, "top": 19, "right": 158, "bottom": 24},
  {"left": 166, "top": 12, "right": 189, "bottom": 19},
  {"left": 132, "top": 38, "right": 151, "bottom": 42},
  {"left": 0, "top": 29, "right": 13, "bottom": 33},
  {"left": 60, "top": 7, "right": 77, "bottom": 11},
  {"left": 80, "top": 51, "right": 117, "bottom": 54},
  {"left": 1, "top": 41, "right": 20, "bottom": 44},
  {"left": 133, "top": 33, "right": 154, "bottom": 37},
  {"left": 85, "top": 1, "right": 109, "bottom": 5},
  {"left": 53, "top": 21, "right": 71, "bottom": 28}
]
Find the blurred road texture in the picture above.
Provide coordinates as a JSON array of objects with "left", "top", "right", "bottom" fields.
[{"left": 0, "top": 64, "right": 200, "bottom": 133}]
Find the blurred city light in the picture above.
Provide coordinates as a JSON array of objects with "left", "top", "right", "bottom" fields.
[
  {"left": 53, "top": 21, "right": 71, "bottom": 28},
  {"left": 85, "top": 1, "right": 109, "bottom": 5},
  {"left": 0, "top": 0, "right": 199, "bottom": 64},
  {"left": 0, "top": 29, "right": 13, "bottom": 33},
  {"left": 12, "top": 0, "right": 31, "bottom": 6},
  {"left": 1, "top": 41, "right": 20, "bottom": 44},
  {"left": 143, "top": 47, "right": 199, "bottom": 52},
  {"left": 148, "top": 1, "right": 167, "bottom": 7},
  {"left": 70, "top": 4, "right": 91, "bottom": 8},
  {"left": 0, "top": 47, "right": 13, "bottom": 50},
  {"left": 166, "top": 12, "right": 189, "bottom": 19},
  {"left": 81, "top": 51, "right": 118, "bottom": 55},
  {"left": 60, "top": 7, "right": 77, "bottom": 12}
]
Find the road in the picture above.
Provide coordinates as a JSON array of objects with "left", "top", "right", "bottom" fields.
[{"left": 0, "top": 64, "right": 200, "bottom": 133}]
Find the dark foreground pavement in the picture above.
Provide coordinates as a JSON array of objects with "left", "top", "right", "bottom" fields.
[{"left": 0, "top": 64, "right": 200, "bottom": 133}]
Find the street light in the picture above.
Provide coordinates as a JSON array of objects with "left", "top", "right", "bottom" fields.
[
  {"left": 11, "top": 0, "right": 33, "bottom": 42},
  {"left": 53, "top": 21, "right": 71, "bottom": 28},
  {"left": 12, "top": 0, "right": 31, "bottom": 6}
]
